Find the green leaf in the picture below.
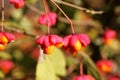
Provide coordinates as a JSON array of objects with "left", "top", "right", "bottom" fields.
[
  {"left": 55, "top": 76, "right": 61, "bottom": 80},
  {"left": 13, "top": 50, "right": 24, "bottom": 61},
  {"left": 0, "top": 71, "right": 5, "bottom": 78},
  {"left": 74, "top": 11, "right": 81, "bottom": 20},
  {"left": 20, "top": 17, "right": 33, "bottom": 32},
  {"left": 66, "top": 56, "right": 76, "bottom": 67},
  {"left": 26, "top": 0, "right": 37, "bottom": 4},
  {"left": 11, "top": 9, "right": 23, "bottom": 21},
  {"left": 0, "top": 51, "right": 12, "bottom": 59},
  {"left": 40, "top": 25, "right": 48, "bottom": 33},
  {"left": 47, "top": 48, "right": 66, "bottom": 76},
  {"left": 36, "top": 48, "right": 66, "bottom": 80},
  {"left": 36, "top": 56, "right": 56, "bottom": 80},
  {"left": 78, "top": 51, "right": 103, "bottom": 80}
]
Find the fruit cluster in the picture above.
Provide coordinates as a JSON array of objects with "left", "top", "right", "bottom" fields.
[
  {"left": 72, "top": 75, "right": 95, "bottom": 80},
  {"left": 102, "top": 29, "right": 116, "bottom": 45},
  {"left": 35, "top": 10, "right": 91, "bottom": 55},
  {"left": 10, "top": 0, "right": 25, "bottom": 9},
  {"left": 36, "top": 33, "right": 90, "bottom": 55},
  {"left": 63, "top": 34, "right": 90, "bottom": 55},
  {"left": 8, "top": 0, "right": 91, "bottom": 55},
  {"left": 36, "top": 34, "right": 63, "bottom": 54},
  {"left": 38, "top": 12, "right": 57, "bottom": 27},
  {"left": 0, "top": 32, "right": 15, "bottom": 50},
  {"left": 0, "top": 60, "right": 14, "bottom": 74},
  {"left": 96, "top": 59, "right": 114, "bottom": 73}
]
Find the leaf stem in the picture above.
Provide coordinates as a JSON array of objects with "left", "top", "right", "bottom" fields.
[{"left": 50, "top": 0, "right": 75, "bottom": 34}]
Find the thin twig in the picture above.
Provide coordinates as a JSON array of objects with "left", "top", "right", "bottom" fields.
[
  {"left": 80, "top": 63, "right": 83, "bottom": 75},
  {"left": 26, "top": 3, "right": 103, "bottom": 32},
  {"left": 26, "top": 3, "right": 44, "bottom": 14},
  {"left": 44, "top": 0, "right": 50, "bottom": 13},
  {"left": 50, "top": 0, "right": 75, "bottom": 34},
  {"left": 4, "top": 26, "right": 36, "bottom": 38},
  {"left": 53, "top": 0, "right": 103, "bottom": 14},
  {"left": 66, "top": 64, "right": 76, "bottom": 76},
  {"left": 42, "top": 0, "right": 50, "bottom": 33},
  {"left": 1, "top": 0, "right": 5, "bottom": 32}
]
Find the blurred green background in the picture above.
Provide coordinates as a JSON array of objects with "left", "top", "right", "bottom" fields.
[{"left": 0, "top": 0, "right": 120, "bottom": 80}]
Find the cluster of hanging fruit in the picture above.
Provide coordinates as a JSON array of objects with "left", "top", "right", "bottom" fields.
[
  {"left": 36, "top": 11, "right": 90, "bottom": 55},
  {"left": 1, "top": 0, "right": 95, "bottom": 80}
]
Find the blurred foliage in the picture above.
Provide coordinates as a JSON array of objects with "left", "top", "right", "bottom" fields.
[{"left": 0, "top": 0, "right": 120, "bottom": 80}]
